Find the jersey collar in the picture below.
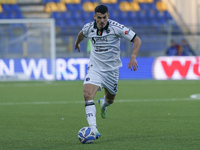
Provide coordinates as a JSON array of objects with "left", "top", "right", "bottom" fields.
[{"left": 94, "top": 21, "right": 109, "bottom": 36}]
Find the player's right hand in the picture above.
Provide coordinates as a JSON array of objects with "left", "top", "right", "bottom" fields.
[{"left": 75, "top": 44, "right": 81, "bottom": 52}]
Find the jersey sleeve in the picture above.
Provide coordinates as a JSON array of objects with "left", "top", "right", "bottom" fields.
[
  {"left": 82, "top": 23, "right": 92, "bottom": 38},
  {"left": 115, "top": 25, "right": 137, "bottom": 42}
]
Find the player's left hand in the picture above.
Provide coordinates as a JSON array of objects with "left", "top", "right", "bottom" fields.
[{"left": 128, "top": 58, "right": 138, "bottom": 71}]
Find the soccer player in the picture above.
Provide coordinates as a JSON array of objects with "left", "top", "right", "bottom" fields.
[{"left": 74, "top": 5, "right": 141, "bottom": 139}]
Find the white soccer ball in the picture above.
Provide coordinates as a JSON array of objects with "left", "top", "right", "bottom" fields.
[{"left": 78, "top": 127, "right": 96, "bottom": 144}]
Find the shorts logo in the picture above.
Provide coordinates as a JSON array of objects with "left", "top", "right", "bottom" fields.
[
  {"left": 113, "top": 84, "right": 118, "bottom": 92},
  {"left": 86, "top": 77, "right": 90, "bottom": 81}
]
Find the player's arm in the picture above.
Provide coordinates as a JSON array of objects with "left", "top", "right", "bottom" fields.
[
  {"left": 128, "top": 36, "right": 142, "bottom": 71},
  {"left": 75, "top": 31, "right": 85, "bottom": 52}
]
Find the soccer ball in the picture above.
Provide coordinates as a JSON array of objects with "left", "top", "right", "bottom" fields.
[{"left": 78, "top": 127, "right": 96, "bottom": 144}]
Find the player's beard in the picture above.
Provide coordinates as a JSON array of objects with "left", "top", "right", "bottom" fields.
[{"left": 100, "top": 22, "right": 105, "bottom": 28}]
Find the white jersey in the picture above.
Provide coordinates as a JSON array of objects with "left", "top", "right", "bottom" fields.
[{"left": 82, "top": 19, "right": 136, "bottom": 71}]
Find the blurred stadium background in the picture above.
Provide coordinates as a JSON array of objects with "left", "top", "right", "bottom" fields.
[
  {"left": 1, "top": 1, "right": 200, "bottom": 149},
  {"left": 0, "top": 0, "right": 200, "bottom": 81}
]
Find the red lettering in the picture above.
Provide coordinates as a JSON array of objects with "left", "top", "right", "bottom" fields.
[
  {"left": 193, "top": 57, "right": 200, "bottom": 76},
  {"left": 161, "top": 60, "right": 191, "bottom": 78}
]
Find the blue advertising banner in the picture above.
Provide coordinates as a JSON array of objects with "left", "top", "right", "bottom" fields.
[
  {"left": 0, "top": 58, "right": 52, "bottom": 80},
  {"left": 0, "top": 58, "right": 155, "bottom": 81},
  {"left": 119, "top": 57, "right": 154, "bottom": 80},
  {"left": 1, "top": 57, "right": 199, "bottom": 81}
]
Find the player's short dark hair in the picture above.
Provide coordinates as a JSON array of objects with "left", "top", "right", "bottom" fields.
[{"left": 94, "top": 5, "right": 108, "bottom": 14}]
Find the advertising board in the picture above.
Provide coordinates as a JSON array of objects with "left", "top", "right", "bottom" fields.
[
  {"left": 153, "top": 56, "right": 200, "bottom": 80},
  {"left": 0, "top": 57, "right": 199, "bottom": 81}
]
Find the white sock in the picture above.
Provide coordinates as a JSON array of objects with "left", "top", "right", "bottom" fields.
[
  {"left": 85, "top": 100, "right": 97, "bottom": 131},
  {"left": 101, "top": 96, "right": 110, "bottom": 109}
]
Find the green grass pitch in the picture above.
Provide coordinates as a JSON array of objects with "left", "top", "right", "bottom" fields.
[{"left": 0, "top": 80, "right": 200, "bottom": 150}]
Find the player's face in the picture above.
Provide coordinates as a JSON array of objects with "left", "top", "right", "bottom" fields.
[{"left": 94, "top": 12, "right": 109, "bottom": 29}]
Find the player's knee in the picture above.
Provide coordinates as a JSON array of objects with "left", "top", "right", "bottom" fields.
[{"left": 84, "top": 91, "right": 93, "bottom": 101}]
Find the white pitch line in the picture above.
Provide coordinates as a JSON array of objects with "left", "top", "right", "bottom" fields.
[
  {"left": 0, "top": 98, "right": 199, "bottom": 106},
  {"left": 0, "top": 80, "right": 199, "bottom": 88},
  {"left": 0, "top": 101, "right": 84, "bottom": 106}
]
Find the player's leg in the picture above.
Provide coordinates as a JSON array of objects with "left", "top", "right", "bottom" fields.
[
  {"left": 83, "top": 65, "right": 103, "bottom": 139},
  {"left": 98, "top": 69, "right": 119, "bottom": 119},
  {"left": 103, "top": 87, "right": 116, "bottom": 105},
  {"left": 105, "top": 88, "right": 116, "bottom": 103},
  {"left": 84, "top": 83, "right": 101, "bottom": 139},
  {"left": 98, "top": 88, "right": 116, "bottom": 118},
  {"left": 84, "top": 83, "right": 99, "bottom": 101},
  {"left": 84, "top": 83, "right": 99, "bottom": 133}
]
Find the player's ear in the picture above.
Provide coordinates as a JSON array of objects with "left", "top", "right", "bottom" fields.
[{"left": 93, "top": 14, "right": 96, "bottom": 20}]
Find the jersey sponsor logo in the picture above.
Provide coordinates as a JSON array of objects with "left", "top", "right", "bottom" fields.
[
  {"left": 95, "top": 46, "right": 108, "bottom": 52},
  {"left": 153, "top": 56, "right": 200, "bottom": 80},
  {"left": 95, "top": 49, "right": 108, "bottom": 52},
  {"left": 91, "top": 37, "right": 108, "bottom": 44},
  {"left": 91, "top": 37, "right": 96, "bottom": 44}
]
